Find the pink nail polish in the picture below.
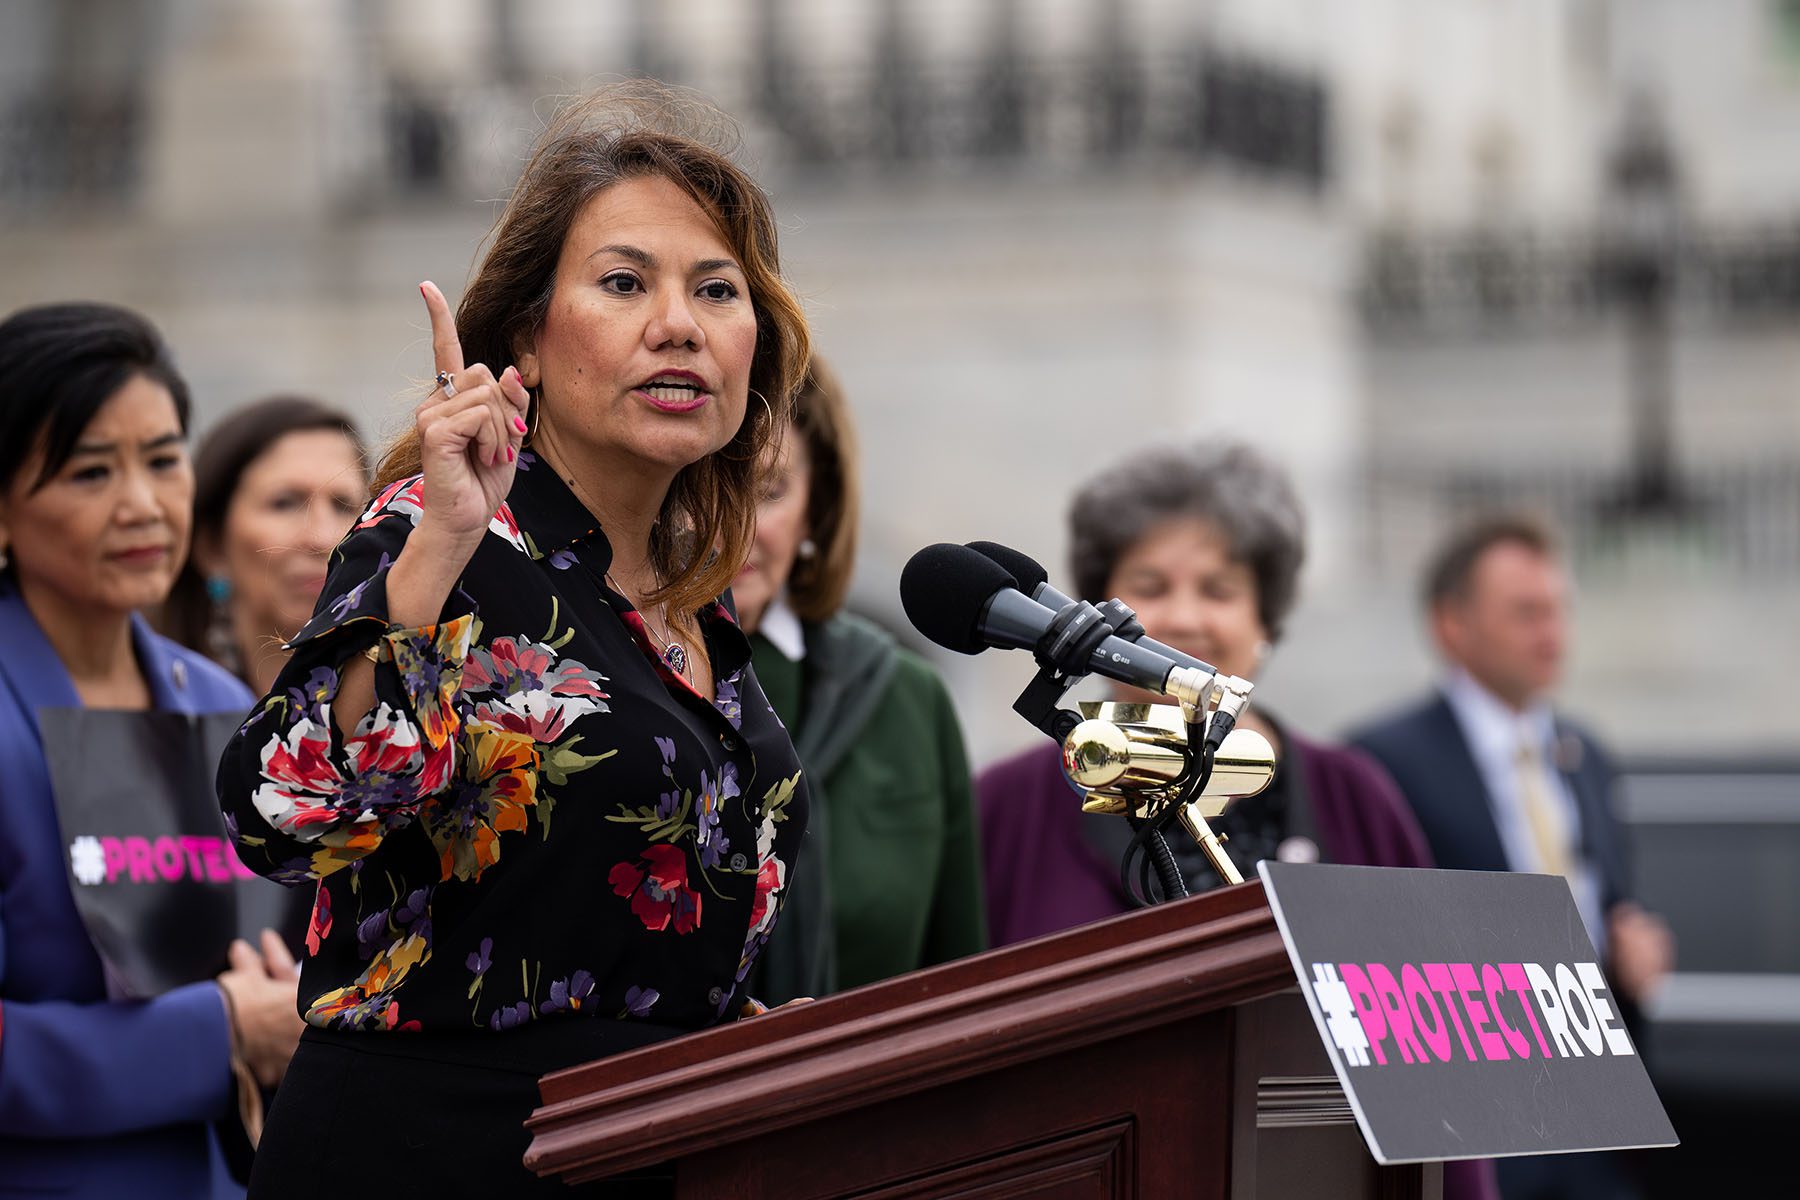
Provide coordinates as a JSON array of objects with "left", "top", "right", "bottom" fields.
[
  {"left": 506, "top": 446, "right": 516, "bottom": 462},
  {"left": 513, "top": 416, "right": 528, "bottom": 433}
]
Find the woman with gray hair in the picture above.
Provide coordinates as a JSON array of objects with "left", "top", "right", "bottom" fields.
[
  {"left": 975, "top": 441, "right": 1499, "bottom": 1200},
  {"left": 976, "top": 440, "right": 1435, "bottom": 937}
]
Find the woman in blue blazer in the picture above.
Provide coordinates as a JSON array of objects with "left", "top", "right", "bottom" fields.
[{"left": 0, "top": 303, "right": 301, "bottom": 1198}]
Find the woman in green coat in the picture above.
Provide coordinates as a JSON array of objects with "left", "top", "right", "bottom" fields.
[{"left": 736, "top": 359, "right": 986, "bottom": 1002}]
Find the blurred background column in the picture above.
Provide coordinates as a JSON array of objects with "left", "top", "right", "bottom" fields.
[
  {"left": 146, "top": 0, "right": 351, "bottom": 226},
  {"left": 1603, "top": 91, "right": 1683, "bottom": 518}
]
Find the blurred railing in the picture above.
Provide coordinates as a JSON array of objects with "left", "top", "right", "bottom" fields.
[
  {"left": 752, "top": 48, "right": 1327, "bottom": 185},
  {"left": 0, "top": 43, "right": 1329, "bottom": 216},
  {"left": 1361, "top": 225, "right": 1800, "bottom": 332},
  {"left": 1619, "top": 757, "right": 1800, "bottom": 1099},
  {"left": 1365, "top": 460, "right": 1800, "bottom": 579},
  {"left": 1619, "top": 756, "right": 1800, "bottom": 1197},
  {"left": 360, "top": 47, "right": 1327, "bottom": 201}
]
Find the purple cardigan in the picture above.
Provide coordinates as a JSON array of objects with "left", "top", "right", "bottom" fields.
[
  {"left": 975, "top": 730, "right": 1499, "bottom": 1200},
  {"left": 976, "top": 730, "right": 1433, "bottom": 947}
]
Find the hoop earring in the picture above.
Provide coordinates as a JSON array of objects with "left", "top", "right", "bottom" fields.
[
  {"left": 525, "top": 389, "right": 541, "bottom": 444},
  {"left": 718, "top": 389, "right": 776, "bottom": 464}
]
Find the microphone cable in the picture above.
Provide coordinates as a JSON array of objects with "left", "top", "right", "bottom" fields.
[{"left": 1118, "top": 738, "right": 1220, "bottom": 907}]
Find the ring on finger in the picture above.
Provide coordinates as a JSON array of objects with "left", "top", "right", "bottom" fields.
[{"left": 436, "top": 370, "right": 457, "bottom": 399}]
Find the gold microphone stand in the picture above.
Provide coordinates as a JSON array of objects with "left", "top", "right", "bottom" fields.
[{"left": 1060, "top": 701, "right": 1277, "bottom": 887}]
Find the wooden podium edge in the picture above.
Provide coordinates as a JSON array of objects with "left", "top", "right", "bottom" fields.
[{"left": 526, "top": 880, "right": 1293, "bottom": 1182}]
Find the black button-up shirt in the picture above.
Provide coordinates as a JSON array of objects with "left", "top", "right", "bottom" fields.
[{"left": 218, "top": 452, "right": 808, "bottom": 1035}]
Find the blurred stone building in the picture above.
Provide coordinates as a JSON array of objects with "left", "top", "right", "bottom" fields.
[{"left": 3, "top": 0, "right": 1798, "bottom": 758}]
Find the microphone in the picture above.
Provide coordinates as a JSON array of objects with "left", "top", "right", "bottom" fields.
[
  {"left": 899, "top": 543, "right": 1218, "bottom": 709},
  {"left": 963, "top": 540, "right": 1062, "bottom": 604},
  {"left": 963, "top": 540, "right": 1220, "bottom": 678}
]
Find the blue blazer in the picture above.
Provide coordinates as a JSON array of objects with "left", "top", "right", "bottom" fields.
[
  {"left": 1348, "top": 691, "right": 1631, "bottom": 916},
  {"left": 0, "top": 589, "right": 255, "bottom": 1198}
]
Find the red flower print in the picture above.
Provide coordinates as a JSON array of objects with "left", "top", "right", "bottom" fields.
[
  {"left": 463, "top": 637, "right": 610, "bottom": 742},
  {"left": 305, "top": 885, "right": 333, "bottom": 956},
  {"left": 357, "top": 477, "right": 424, "bottom": 530},
  {"left": 486, "top": 502, "right": 528, "bottom": 554},
  {"left": 608, "top": 844, "right": 702, "bottom": 934},
  {"left": 747, "top": 853, "right": 785, "bottom": 939}
]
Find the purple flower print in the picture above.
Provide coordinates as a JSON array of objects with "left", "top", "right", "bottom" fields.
[
  {"left": 693, "top": 765, "right": 739, "bottom": 869},
  {"left": 539, "top": 970, "right": 596, "bottom": 1015},
  {"left": 489, "top": 999, "right": 533, "bottom": 1031},
  {"left": 715, "top": 669, "right": 743, "bottom": 728},
  {"left": 548, "top": 548, "right": 577, "bottom": 571},
  {"left": 356, "top": 910, "right": 389, "bottom": 959},
  {"left": 286, "top": 666, "right": 340, "bottom": 723},
  {"left": 654, "top": 737, "right": 683, "bottom": 819},
  {"left": 325, "top": 553, "right": 391, "bottom": 622},
  {"left": 622, "top": 986, "right": 660, "bottom": 1019},
  {"left": 358, "top": 888, "right": 431, "bottom": 958},
  {"left": 466, "top": 937, "right": 493, "bottom": 977},
  {"left": 397, "top": 888, "right": 430, "bottom": 924},
  {"left": 334, "top": 770, "right": 420, "bottom": 814}
]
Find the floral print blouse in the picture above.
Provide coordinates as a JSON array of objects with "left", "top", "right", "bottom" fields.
[{"left": 216, "top": 455, "right": 807, "bottom": 1036}]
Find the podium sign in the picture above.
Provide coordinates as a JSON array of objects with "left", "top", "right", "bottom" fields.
[{"left": 1259, "top": 861, "right": 1678, "bottom": 1165}]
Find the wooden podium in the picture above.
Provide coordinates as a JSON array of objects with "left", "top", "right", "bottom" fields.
[{"left": 526, "top": 881, "right": 1439, "bottom": 1198}]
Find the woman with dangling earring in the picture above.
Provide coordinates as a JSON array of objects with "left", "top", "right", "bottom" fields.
[
  {"left": 162, "top": 397, "right": 367, "bottom": 694},
  {"left": 214, "top": 83, "right": 813, "bottom": 1196},
  {"left": 732, "top": 358, "right": 986, "bottom": 1005}
]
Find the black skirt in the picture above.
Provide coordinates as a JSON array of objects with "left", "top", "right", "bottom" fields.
[{"left": 249, "top": 1021, "right": 684, "bottom": 1198}]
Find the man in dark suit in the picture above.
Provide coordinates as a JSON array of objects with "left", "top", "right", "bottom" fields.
[{"left": 1351, "top": 514, "right": 1673, "bottom": 1200}]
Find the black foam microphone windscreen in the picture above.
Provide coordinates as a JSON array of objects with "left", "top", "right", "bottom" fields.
[
  {"left": 964, "top": 540, "right": 1046, "bottom": 594},
  {"left": 899, "top": 543, "right": 1019, "bottom": 655}
]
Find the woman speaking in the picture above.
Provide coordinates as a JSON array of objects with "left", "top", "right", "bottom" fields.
[{"left": 216, "top": 86, "right": 812, "bottom": 1195}]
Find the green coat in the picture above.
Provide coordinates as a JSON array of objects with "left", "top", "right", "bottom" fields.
[{"left": 750, "top": 613, "right": 987, "bottom": 1003}]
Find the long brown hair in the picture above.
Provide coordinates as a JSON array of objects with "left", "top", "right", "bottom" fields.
[
  {"left": 373, "top": 83, "right": 811, "bottom": 621},
  {"left": 784, "top": 357, "right": 861, "bottom": 623}
]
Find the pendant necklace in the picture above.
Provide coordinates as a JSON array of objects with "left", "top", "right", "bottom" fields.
[
  {"left": 606, "top": 570, "right": 688, "bottom": 678},
  {"left": 543, "top": 436, "right": 690, "bottom": 678}
]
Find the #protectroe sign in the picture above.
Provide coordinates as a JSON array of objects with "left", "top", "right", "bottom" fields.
[
  {"left": 41, "top": 708, "right": 308, "bottom": 998},
  {"left": 1258, "top": 861, "right": 1678, "bottom": 1165}
]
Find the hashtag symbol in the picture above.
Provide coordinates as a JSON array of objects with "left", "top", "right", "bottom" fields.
[
  {"left": 69, "top": 836, "right": 108, "bottom": 886},
  {"left": 1312, "top": 963, "right": 1371, "bottom": 1067}
]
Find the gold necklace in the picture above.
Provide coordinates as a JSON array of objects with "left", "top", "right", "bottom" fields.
[{"left": 606, "top": 570, "right": 689, "bottom": 678}]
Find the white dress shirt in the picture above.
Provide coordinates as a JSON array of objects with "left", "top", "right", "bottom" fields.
[
  {"left": 757, "top": 593, "right": 807, "bottom": 662},
  {"left": 1440, "top": 668, "right": 1607, "bottom": 952}
]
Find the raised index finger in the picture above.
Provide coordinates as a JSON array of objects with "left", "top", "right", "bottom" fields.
[{"left": 419, "top": 280, "right": 464, "bottom": 377}]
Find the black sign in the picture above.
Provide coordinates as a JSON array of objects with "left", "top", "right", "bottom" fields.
[
  {"left": 1258, "top": 861, "right": 1678, "bottom": 1164},
  {"left": 41, "top": 708, "right": 308, "bottom": 998}
]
